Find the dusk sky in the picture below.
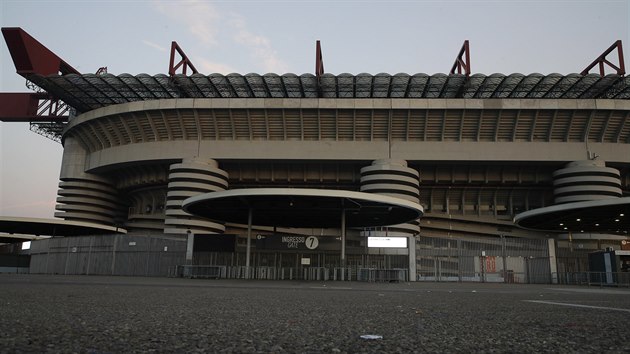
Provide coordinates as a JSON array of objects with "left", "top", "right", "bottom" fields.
[{"left": 1, "top": 0, "right": 628, "bottom": 218}]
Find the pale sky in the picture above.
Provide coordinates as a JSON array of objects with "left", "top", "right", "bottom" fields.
[{"left": 1, "top": 0, "right": 629, "bottom": 218}]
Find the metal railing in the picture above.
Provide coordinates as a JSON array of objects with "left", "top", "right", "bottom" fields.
[
  {"left": 556, "top": 272, "right": 630, "bottom": 288},
  {"left": 170, "top": 265, "right": 367, "bottom": 281},
  {"left": 358, "top": 268, "right": 408, "bottom": 282}
]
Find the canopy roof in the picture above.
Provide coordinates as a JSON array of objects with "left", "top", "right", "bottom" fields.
[
  {"left": 183, "top": 188, "right": 424, "bottom": 228},
  {"left": 26, "top": 72, "right": 630, "bottom": 114},
  {"left": 0, "top": 216, "right": 127, "bottom": 237},
  {"left": 514, "top": 197, "right": 630, "bottom": 235}
]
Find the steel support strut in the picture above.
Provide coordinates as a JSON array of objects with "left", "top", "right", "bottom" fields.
[
  {"left": 450, "top": 40, "right": 471, "bottom": 77},
  {"left": 2, "top": 27, "right": 80, "bottom": 76},
  {"left": 169, "top": 41, "right": 199, "bottom": 76},
  {"left": 316, "top": 40, "right": 324, "bottom": 77},
  {"left": 316, "top": 40, "right": 324, "bottom": 98},
  {"left": 581, "top": 40, "right": 625, "bottom": 76}
]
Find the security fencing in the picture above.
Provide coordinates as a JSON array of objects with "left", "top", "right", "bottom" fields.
[
  {"left": 27, "top": 233, "right": 619, "bottom": 286},
  {"left": 416, "top": 235, "right": 552, "bottom": 284},
  {"left": 29, "top": 234, "right": 186, "bottom": 277},
  {"left": 556, "top": 272, "right": 630, "bottom": 287},
  {"left": 170, "top": 265, "right": 408, "bottom": 282}
]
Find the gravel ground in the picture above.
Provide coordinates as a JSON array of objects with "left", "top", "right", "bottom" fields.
[{"left": 1, "top": 274, "right": 630, "bottom": 353}]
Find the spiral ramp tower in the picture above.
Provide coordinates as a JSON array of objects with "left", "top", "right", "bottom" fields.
[
  {"left": 360, "top": 159, "right": 421, "bottom": 235},
  {"left": 54, "top": 137, "right": 124, "bottom": 226},
  {"left": 553, "top": 160, "right": 622, "bottom": 204},
  {"left": 164, "top": 158, "right": 229, "bottom": 235},
  {"left": 360, "top": 159, "right": 421, "bottom": 277}
]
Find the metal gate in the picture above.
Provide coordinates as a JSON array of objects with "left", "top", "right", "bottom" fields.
[{"left": 416, "top": 235, "right": 551, "bottom": 283}]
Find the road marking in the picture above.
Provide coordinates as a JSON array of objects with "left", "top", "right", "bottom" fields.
[
  {"left": 524, "top": 300, "right": 630, "bottom": 313},
  {"left": 309, "top": 286, "right": 353, "bottom": 290},
  {"left": 546, "top": 287, "right": 630, "bottom": 295}
]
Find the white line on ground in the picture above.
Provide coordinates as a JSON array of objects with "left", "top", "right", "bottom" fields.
[
  {"left": 309, "top": 286, "right": 353, "bottom": 290},
  {"left": 524, "top": 300, "right": 630, "bottom": 313},
  {"left": 546, "top": 287, "right": 630, "bottom": 294}
]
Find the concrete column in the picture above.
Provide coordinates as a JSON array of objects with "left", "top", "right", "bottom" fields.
[
  {"left": 548, "top": 238, "right": 558, "bottom": 284},
  {"left": 186, "top": 230, "right": 194, "bottom": 265},
  {"left": 245, "top": 208, "right": 252, "bottom": 279}
]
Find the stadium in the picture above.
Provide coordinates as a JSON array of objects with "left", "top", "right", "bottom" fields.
[{"left": 1, "top": 28, "right": 629, "bottom": 282}]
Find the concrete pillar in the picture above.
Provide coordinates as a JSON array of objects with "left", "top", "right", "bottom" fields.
[{"left": 548, "top": 238, "right": 558, "bottom": 284}]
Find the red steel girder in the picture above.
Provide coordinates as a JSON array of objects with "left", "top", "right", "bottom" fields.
[
  {"left": 1, "top": 27, "right": 79, "bottom": 76},
  {"left": 316, "top": 40, "right": 324, "bottom": 77},
  {"left": 0, "top": 93, "right": 69, "bottom": 122},
  {"left": 450, "top": 40, "right": 471, "bottom": 77},
  {"left": 581, "top": 40, "right": 625, "bottom": 76},
  {"left": 169, "top": 41, "right": 198, "bottom": 76}
]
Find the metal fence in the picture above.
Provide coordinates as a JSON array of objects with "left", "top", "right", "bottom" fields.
[
  {"left": 556, "top": 272, "right": 630, "bottom": 287},
  {"left": 169, "top": 265, "right": 408, "bottom": 282},
  {"left": 416, "top": 235, "right": 552, "bottom": 283},
  {"left": 29, "top": 234, "right": 186, "bottom": 277},
  {"left": 27, "top": 233, "right": 608, "bottom": 286}
]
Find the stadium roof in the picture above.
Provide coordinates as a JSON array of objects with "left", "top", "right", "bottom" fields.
[
  {"left": 27, "top": 72, "right": 630, "bottom": 114},
  {"left": 0, "top": 216, "right": 127, "bottom": 237}
]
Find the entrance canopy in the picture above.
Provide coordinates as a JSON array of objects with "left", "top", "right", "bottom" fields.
[
  {"left": 0, "top": 216, "right": 127, "bottom": 237},
  {"left": 514, "top": 197, "right": 630, "bottom": 235},
  {"left": 183, "top": 188, "right": 423, "bottom": 228}
]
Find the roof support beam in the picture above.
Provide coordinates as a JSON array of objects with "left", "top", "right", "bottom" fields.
[
  {"left": 0, "top": 92, "right": 69, "bottom": 122},
  {"left": 168, "top": 41, "right": 198, "bottom": 76},
  {"left": 581, "top": 40, "right": 625, "bottom": 76},
  {"left": 316, "top": 40, "right": 324, "bottom": 98},
  {"left": 316, "top": 40, "right": 325, "bottom": 77},
  {"left": 1, "top": 27, "right": 80, "bottom": 76},
  {"left": 450, "top": 40, "right": 471, "bottom": 77}
]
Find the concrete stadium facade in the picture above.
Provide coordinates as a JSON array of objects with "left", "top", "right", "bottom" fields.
[
  {"left": 50, "top": 96, "right": 630, "bottom": 279},
  {"left": 3, "top": 28, "right": 630, "bottom": 280}
]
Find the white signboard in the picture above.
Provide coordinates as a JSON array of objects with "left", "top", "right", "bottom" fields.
[{"left": 367, "top": 237, "right": 407, "bottom": 248}]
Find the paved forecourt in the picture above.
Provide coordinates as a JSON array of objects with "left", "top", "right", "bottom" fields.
[{"left": 1, "top": 274, "right": 630, "bottom": 353}]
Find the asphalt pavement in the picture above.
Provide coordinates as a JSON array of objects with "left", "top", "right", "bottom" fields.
[{"left": 1, "top": 274, "right": 630, "bottom": 353}]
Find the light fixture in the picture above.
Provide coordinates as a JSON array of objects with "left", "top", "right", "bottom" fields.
[
  {"left": 559, "top": 223, "right": 564, "bottom": 226},
  {"left": 595, "top": 223, "right": 600, "bottom": 226},
  {"left": 620, "top": 213, "right": 625, "bottom": 217},
  {"left": 615, "top": 219, "right": 620, "bottom": 222},
  {"left": 576, "top": 218, "right": 581, "bottom": 222},
  {"left": 563, "top": 227, "right": 568, "bottom": 230}
]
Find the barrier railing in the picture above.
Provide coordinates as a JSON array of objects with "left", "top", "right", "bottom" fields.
[
  {"left": 170, "top": 265, "right": 359, "bottom": 281},
  {"left": 556, "top": 272, "right": 630, "bottom": 287},
  {"left": 168, "top": 267, "right": 630, "bottom": 286},
  {"left": 358, "top": 268, "right": 408, "bottom": 282}
]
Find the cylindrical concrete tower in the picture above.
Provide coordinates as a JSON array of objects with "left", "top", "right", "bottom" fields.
[
  {"left": 360, "top": 159, "right": 421, "bottom": 235},
  {"left": 55, "top": 137, "right": 122, "bottom": 225},
  {"left": 164, "top": 158, "right": 229, "bottom": 235},
  {"left": 553, "top": 160, "right": 622, "bottom": 204},
  {"left": 360, "top": 159, "right": 421, "bottom": 281}
]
